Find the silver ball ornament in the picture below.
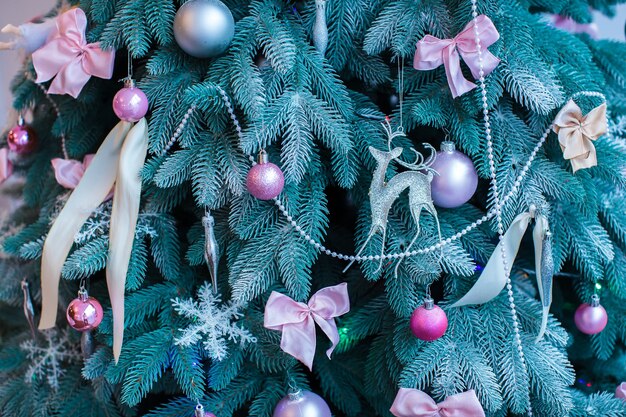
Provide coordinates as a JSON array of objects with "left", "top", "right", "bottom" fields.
[
  {"left": 273, "top": 391, "right": 332, "bottom": 417},
  {"left": 173, "top": 0, "right": 235, "bottom": 58}
]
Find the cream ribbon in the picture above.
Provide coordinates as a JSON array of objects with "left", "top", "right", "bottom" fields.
[
  {"left": 553, "top": 100, "right": 607, "bottom": 172},
  {"left": 452, "top": 209, "right": 552, "bottom": 339},
  {"left": 39, "top": 118, "right": 148, "bottom": 363}
]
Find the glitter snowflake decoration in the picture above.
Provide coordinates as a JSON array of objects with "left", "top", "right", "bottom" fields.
[
  {"left": 20, "top": 328, "right": 79, "bottom": 389},
  {"left": 172, "top": 282, "right": 257, "bottom": 360}
]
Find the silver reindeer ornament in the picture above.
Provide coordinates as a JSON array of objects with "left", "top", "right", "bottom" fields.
[{"left": 344, "top": 120, "right": 442, "bottom": 276}]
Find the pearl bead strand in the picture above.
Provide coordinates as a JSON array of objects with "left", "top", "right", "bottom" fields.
[{"left": 469, "top": 1, "right": 532, "bottom": 415}]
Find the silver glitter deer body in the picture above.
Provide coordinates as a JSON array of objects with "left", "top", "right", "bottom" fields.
[{"left": 344, "top": 121, "right": 441, "bottom": 275}]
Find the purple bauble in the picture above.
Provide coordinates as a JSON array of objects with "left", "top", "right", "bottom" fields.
[
  {"left": 113, "top": 79, "right": 149, "bottom": 122},
  {"left": 430, "top": 141, "right": 478, "bottom": 208},
  {"left": 7, "top": 118, "right": 38, "bottom": 154},
  {"left": 273, "top": 390, "right": 332, "bottom": 417},
  {"left": 574, "top": 294, "right": 608, "bottom": 335},
  {"left": 66, "top": 290, "right": 104, "bottom": 332},
  {"left": 247, "top": 151, "right": 285, "bottom": 200},
  {"left": 410, "top": 297, "right": 448, "bottom": 341}
]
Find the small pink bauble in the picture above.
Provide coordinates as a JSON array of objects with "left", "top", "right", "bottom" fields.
[
  {"left": 7, "top": 117, "right": 38, "bottom": 154},
  {"left": 112, "top": 79, "right": 149, "bottom": 122},
  {"left": 410, "top": 297, "right": 448, "bottom": 341},
  {"left": 247, "top": 151, "right": 284, "bottom": 200},
  {"left": 66, "top": 290, "right": 104, "bottom": 331},
  {"left": 574, "top": 294, "right": 608, "bottom": 335},
  {"left": 195, "top": 404, "right": 216, "bottom": 417},
  {"left": 615, "top": 382, "right": 626, "bottom": 400}
]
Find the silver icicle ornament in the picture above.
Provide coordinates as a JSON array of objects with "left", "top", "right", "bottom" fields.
[
  {"left": 313, "top": 0, "right": 328, "bottom": 56},
  {"left": 203, "top": 211, "right": 219, "bottom": 292},
  {"left": 21, "top": 280, "right": 36, "bottom": 338}
]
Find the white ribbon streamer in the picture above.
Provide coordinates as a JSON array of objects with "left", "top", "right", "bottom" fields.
[
  {"left": 108, "top": 118, "right": 148, "bottom": 362},
  {"left": 452, "top": 209, "right": 552, "bottom": 339},
  {"left": 39, "top": 121, "right": 132, "bottom": 330},
  {"left": 40, "top": 118, "right": 149, "bottom": 363}
]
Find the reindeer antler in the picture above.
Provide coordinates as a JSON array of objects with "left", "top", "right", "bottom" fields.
[{"left": 383, "top": 118, "right": 438, "bottom": 173}]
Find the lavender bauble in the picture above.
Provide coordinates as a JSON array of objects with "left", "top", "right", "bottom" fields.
[
  {"left": 7, "top": 117, "right": 37, "bottom": 154},
  {"left": 247, "top": 151, "right": 284, "bottom": 200},
  {"left": 574, "top": 294, "right": 608, "bottom": 335},
  {"left": 410, "top": 297, "right": 448, "bottom": 341},
  {"left": 273, "top": 390, "right": 332, "bottom": 417},
  {"left": 430, "top": 141, "right": 478, "bottom": 208},
  {"left": 113, "top": 79, "right": 149, "bottom": 122},
  {"left": 66, "top": 290, "right": 103, "bottom": 331}
]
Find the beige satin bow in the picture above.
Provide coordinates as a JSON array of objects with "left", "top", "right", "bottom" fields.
[{"left": 552, "top": 99, "right": 607, "bottom": 172}]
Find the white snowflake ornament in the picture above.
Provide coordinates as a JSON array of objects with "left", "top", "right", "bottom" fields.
[{"left": 172, "top": 282, "right": 256, "bottom": 361}]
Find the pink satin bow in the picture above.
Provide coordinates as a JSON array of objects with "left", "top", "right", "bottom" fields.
[
  {"left": 264, "top": 283, "right": 350, "bottom": 371},
  {"left": 32, "top": 8, "right": 115, "bottom": 98},
  {"left": 414, "top": 15, "right": 500, "bottom": 98},
  {"left": 616, "top": 382, "right": 626, "bottom": 400},
  {"left": 391, "top": 388, "right": 485, "bottom": 417},
  {"left": 51, "top": 154, "right": 113, "bottom": 199},
  {"left": 550, "top": 15, "right": 598, "bottom": 39},
  {"left": 0, "top": 148, "right": 14, "bottom": 184}
]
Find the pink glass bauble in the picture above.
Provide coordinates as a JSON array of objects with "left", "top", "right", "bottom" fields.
[
  {"left": 574, "top": 295, "right": 608, "bottom": 335},
  {"left": 430, "top": 141, "right": 478, "bottom": 208},
  {"left": 273, "top": 390, "right": 332, "bottom": 417},
  {"left": 112, "top": 79, "right": 149, "bottom": 122},
  {"left": 410, "top": 297, "right": 448, "bottom": 341},
  {"left": 195, "top": 404, "right": 216, "bottom": 417},
  {"left": 247, "top": 151, "right": 284, "bottom": 200},
  {"left": 7, "top": 118, "right": 38, "bottom": 155},
  {"left": 616, "top": 382, "right": 626, "bottom": 400},
  {"left": 66, "top": 290, "right": 104, "bottom": 331}
]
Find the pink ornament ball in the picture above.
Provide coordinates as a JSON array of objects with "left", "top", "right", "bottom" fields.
[
  {"left": 194, "top": 404, "right": 216, "bottom": 417},
  {"left": 273, "top": 390, "right": 332, "bottom": 417},
  {"left": 410, "top": 298, "right": 448, "bottom": 341},
  {"left": 66, "top": 292, "right": 104, "bottom": 331},
  {"left": 113, "top": 81, "right": 149, "bottom": 122},
  {"left": 616, "top": 382, "right": 626, "bottom": 400},
  {"left": 574, "top": 295, "right": 608, "bottom": 335},
  {"left": 7, "top": 120, "right": 38, "bottom": 154},
  {"left": 247, "top": 153, "right": 284, "bottom": 200}
]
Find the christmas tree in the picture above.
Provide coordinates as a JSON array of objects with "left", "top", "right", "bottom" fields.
[{"left": 1, "top": 0, "right": 626, "bottom": 416}]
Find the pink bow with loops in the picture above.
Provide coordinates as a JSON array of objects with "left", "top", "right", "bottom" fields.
[
  {"left": 52, "top": 154, "right": 113, "bottom": 200},
  {"left": 264, "top": 283, "right": 350, "bottom": 371},
  {"left": 391, "top": 388, "right": 485, "bottom": 417},
  {"left": 0, "top": 149, "right": 13, "bottom": 184},
  {"left": 414, "top": 15, "right": 500, "bottom": 98},
  {"left": 32, "top": 8, "right": 115, "bottom": 98}
]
